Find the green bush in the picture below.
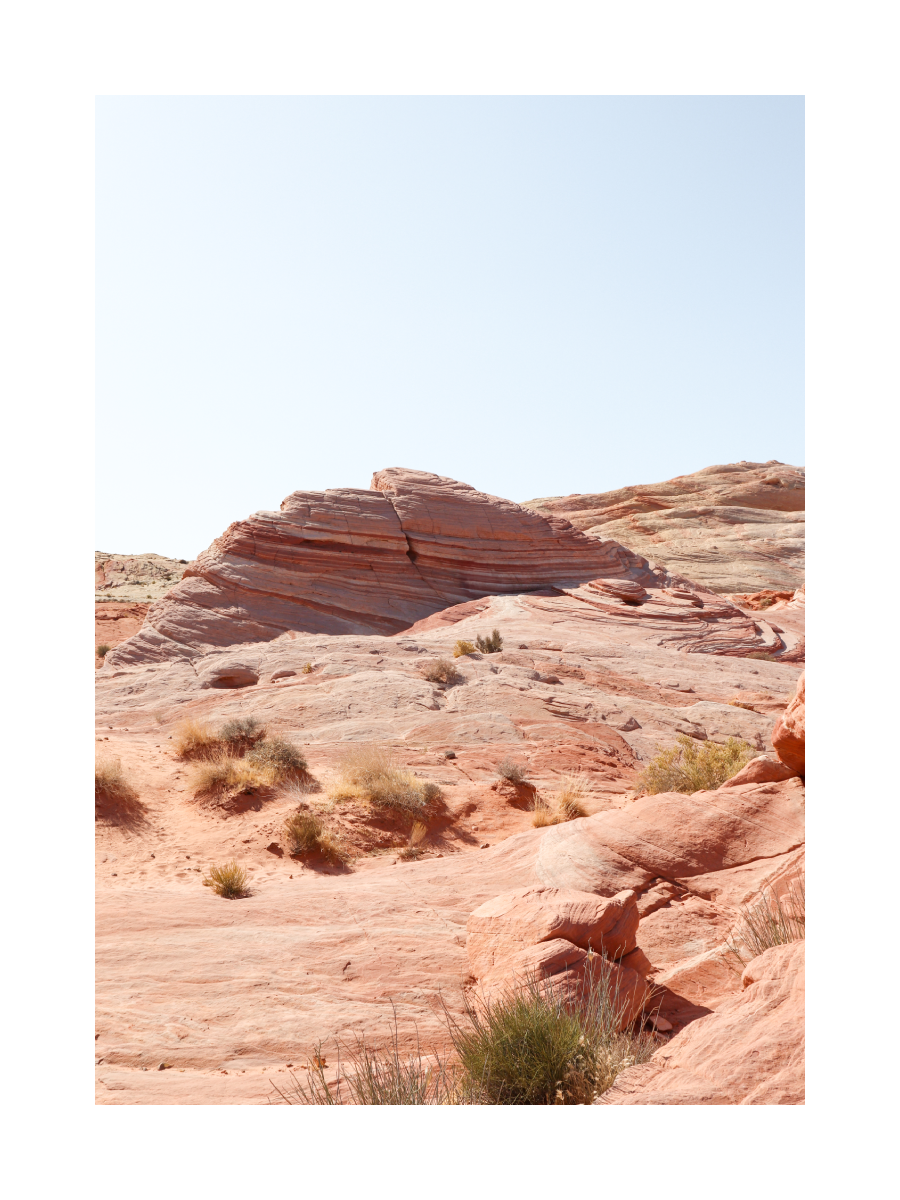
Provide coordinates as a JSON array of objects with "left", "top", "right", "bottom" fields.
[
  {"left": 476, "top": 629, "right": 503, "bottom": 654},
  {"left": 96, "top": 643, "right": 111, "bottom": 658},
  {"left": 638, "top": 734, "right": 754, "bottom": 794}
]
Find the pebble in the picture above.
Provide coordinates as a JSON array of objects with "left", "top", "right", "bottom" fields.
[
  {"left": 444, "top": 750, "right": 456, "bottom": 759},
  {"left": 158, "top": 1062, "right": 167, "bottom": 1070}
]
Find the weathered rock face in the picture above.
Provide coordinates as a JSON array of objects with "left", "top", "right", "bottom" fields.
[
  {"left": 107, "top": 469, "right": 660, "bottom": 667},
  {"left": 598, "top": 941, "right": 804, "bottom": 1104},
  {"left": 772, "top": 672, "right": 805, "bottom": 777},
  {"left": 95, "top": 551, "right": 188, "bottom": 602},
  {"left": 521, "top": 460, "right": 805, "bottom": 595}
]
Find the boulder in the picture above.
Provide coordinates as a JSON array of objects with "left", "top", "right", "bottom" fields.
[
  {"left": 466, "top": 885, "right": 639, "bottom": 977},
  {"left": 720, "top": 755, "right": 798, "bottom": 788},
  {"left": 598, "top": 941, "right": 804, "bottom": 1104},
  {"left": 772, "top": 672, "right": 805, "bottom": 777}
]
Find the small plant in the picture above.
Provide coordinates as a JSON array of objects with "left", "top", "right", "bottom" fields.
[
  {"left": 96, "top": 643, "right": 111, "bottom": 658},
  {"left": 531, "top": 795, "right": 558, "bottom": 827},
  {"left": 95, "top": 756, "right": 146, "bottom": 824},
  {"left": 330, "top": 744, "right": 441, "bottom": 818},
  {"left": 453, "top": 640, "right": 476, "bottom": 658},
  {"left": 422, "top": 658, "right": 462, "bottom": 685},
  {"left": 302, "top": 662, "right": 314, "bottom": 674},
  {"left": 247, "top": 737, "right": 308, "bottom": 782},
  {"left": 758, "top": 596, "right": 775, "bottom": 609},
  {"left": 173, "top": 718, "right": 223, "bottom": 761},
  {"left": 218, "top": 717, "right": 266, "bottom": 753},
  {"left": 270, "top": 1006, "right": 459, "bottom": 1105},
  {"left": 446, "top": 968, "right": 655, "bottom": 1105},
  {"left": 475, "top": 629, "right": 503, "bottom": 654},
  {"left": 497, "top": 758, "right": 527, "bottom": 784},
  {"left": 283, "top": 810, "right": 348, "bottom": 863},
  {"left": 746, "top": 651, "right": 777, "bottom": 661},
  {"left": 638, "top": 734, "right": 755, "bottom": 795},
  {"left": 399, "top": 820, "right": 428, "bottom": 861},
  {"left": 726, "top": 875, "right": 805, "bottom": 967},
  {"left": 202, "top": 861, "right": 249, "bottom": 898},
  {"left": 188, "top": 755, "right": 271, "bottom": 801},
  {"left": 555, "top": 772, "right": 590, "bottom": 820}
]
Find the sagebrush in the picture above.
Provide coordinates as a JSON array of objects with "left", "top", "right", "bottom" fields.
[
  {"left": 422, "top": 658, "right": 462, "bottom": 685},
  {"left": 475, "top": 629, "right": 503, "bottom": 654},
  {"left": 497, "top": 757, "right": 527, "bottom": 784},
  {"left": 638, "top": 735, "right": 754, "bottom": 794}
]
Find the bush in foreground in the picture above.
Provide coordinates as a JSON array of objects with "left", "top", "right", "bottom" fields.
[
  {"left": 95, "top": 755, "right": 146, "bottom": 824},
  {"left": 330, "top": 744, "right": 441, "bottom": 819},
  {"left": 638, "top": 734, "right": 754, "bottom": 795},
  {"left": 283, "top": 810, "right": 348, "bottom": 864},
  {"left": 247, "top": 737, "right": 308, "bottom": 782},
  {"left": 422, "top": 658, "right": 462, "bottom": 685},
  {"left": 202, "top": 861, "right": 249, "bottom": 898}
]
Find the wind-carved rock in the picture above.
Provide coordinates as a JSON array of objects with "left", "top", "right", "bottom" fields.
[{"left": 106, "top": 469, "right": 658, "bottom": 666}]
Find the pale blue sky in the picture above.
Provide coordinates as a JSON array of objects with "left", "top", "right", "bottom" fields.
[{"left": 96, "top": 96, "right": 803, "bottom": 559}]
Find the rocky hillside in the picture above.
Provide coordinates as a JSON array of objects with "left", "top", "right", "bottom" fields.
[
  {"left": 521, "top": 460, "right": 804, "bottom": 595},
  {"left": 95, "top": 465, "right": 804, "bottom": 1105},
  {"left": 96, "top": 551, "right": 189, "bottom": 603}
]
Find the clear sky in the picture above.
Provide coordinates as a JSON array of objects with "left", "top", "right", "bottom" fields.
[{"left": 96, "top": 96, "right": 804, "bottom": 559}]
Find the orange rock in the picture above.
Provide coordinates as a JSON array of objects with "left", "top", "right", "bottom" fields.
[
  {"left": 598, "top": 941, "right": 804, "bottom": 1104},
  {"left": 720, "top": 755, "right": 798, "bottom": 787},
  {"left": 772, "top": 672, "right": 805, "bottom": 777}
]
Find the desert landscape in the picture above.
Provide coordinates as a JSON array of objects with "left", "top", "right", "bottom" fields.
[{"left": 95, "top": 460, "right": 805, "bottom": 1105}]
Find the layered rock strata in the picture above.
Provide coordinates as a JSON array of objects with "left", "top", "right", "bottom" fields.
[{"left": 521, "top": 460, "right": 805, "bottom": 595}]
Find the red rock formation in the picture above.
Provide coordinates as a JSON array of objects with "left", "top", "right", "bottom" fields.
[
  {"left": 598, "top": 941, "right": 804, "bottom": 1104},
  {"left": 105, "top": 469, "right": 662, "bottom": 666},
  {"left": 772, "top": 672, "right": 805, "bottom": 777}
]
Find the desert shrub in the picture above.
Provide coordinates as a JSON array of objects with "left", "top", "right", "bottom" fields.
[
  {"left": 331, "top": 744, "right": 439, "bottom": 818},
  {"left": 188, "top": 755, "right": 271, "bottom": 799},
  {"left": 531, "top": 796, "right": 558, "bottom": 828},
  {"left": 218, "top": 717, "right": 266, "bottom": 753},
  {"left": 283, "top": 810, "right": 348, "bottom": 863},
  {"left": 758, "top": 597, "right": 775, "bottom": 609},
  {"left": 302, "top": 662, "right": 314, "bottom": 674},
  {"left": 247, "top": 736, "right": 308, "bottom": 782},
  {"left": 638, "top": 734, "right": 755, "bottom": 795},
  {"left": 422, "top": 658, "right": 462, "bottom": 685},
  {"left": 497, "top": 758, "right": 527, "bottom": 784},
  {"left": 476, "top": 629, "right": 503, "bottom": 654},
  {"left": 399, "top": 820, "right": 428, "bottom": 860},
  {"left": 96, "top": 643, "right": 111, "bottom": 658},
  {"left": 173, "top": 718, "right": 223, "bottom": 761},
  {"left": 554, "top": 773, "right": 589, "bottom": 820},
  {"left": 452, "top": 640, "right": 476, "bottom": 658},
  {"left": 202, "top": 861, "right": 248, "bottom": 898},
  {"left": 95, "top": 756, "right": 135, "bottom": 803},
  {"left": 726, "top": 875, "right": 805, "bottom": 967},
  {"left": 270, "top": 1007, "right": 459, "bottom": 1105},
  {"left": 746, "top": 651, "right": 777, "bottom": 661},
  {"left": 447, "top": 969, "right": 656, "bottom": 1105}
]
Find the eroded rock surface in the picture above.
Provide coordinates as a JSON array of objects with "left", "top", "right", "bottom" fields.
[
  {"left": 521, "top": 460, "right": 804, "bottom": 595},
  {"left": 772, "top": 672, "right": 805, "bottom": 777}
]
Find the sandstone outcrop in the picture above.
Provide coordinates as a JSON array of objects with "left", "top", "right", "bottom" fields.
[
  {"left": 95, "top": 551, "right": 188, "bottom": 602},
  {"left": 521, "top": 460, "right": 804, "bottom": 595},
  {"left": 598, "top": 941, "right": 804, "bottom": 1104},
  {"left": 106, "top": 469, "right": 662, "bottom": 666},
  {"left": 772, "top": 672, "right": 805, "bottom": 777}
]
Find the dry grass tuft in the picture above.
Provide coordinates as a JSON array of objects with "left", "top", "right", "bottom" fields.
[
  {"left": 497, "top": 757, "right": 527, "bottom": 784},
  {"left": 218, "top": 717, "right": 266, "bottom": 753},
  {"left": 399, "top": 820, "right": 428, "bottom": 860},
  {"left": 188, "top": 754, "right": 272, "bottom": 801},
  {"left": 96, "top": 643, "right": 111, "bottom": 658},
  {"left": 728, "top": 696, "right": 758, "bottom": 712},
  {"left": 247, "top": 736, "right": 308, "bottom": 782},
  {"left": 173, "top": 718, "right": 223, "bottom": 761},
  {"left": 530, "top": 774, "right": 589, "bottom": 826},
  {"left": 421, "top": 658, "right": 462, "bottom": 685},
  {"left": 202, "top": 861, "right": 249, "bottom": 898},
  {"left": 726, "top": 875, "right": 805, "bottom": 967},
  {"left": 330, "top": 744, "right": 441, "bottom": 818},
  {"left": 283, "top": 810, "right": 348, "bottom": 864},
  {"left": 746, "top": 651, "right": 777, "bottom": 661},
  {"left": 452, "top": 640, "right": 476, "bottom": 658},
  {"left": 638, "top": 734, "right": 755, "bottom": 795},
  {"left": 95, "top": 756, "right": 146, "bottom": 824}
]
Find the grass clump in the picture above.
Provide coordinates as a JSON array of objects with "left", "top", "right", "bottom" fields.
[
  {"left": 422, "top": 658, "right": 462, "bottom": 685},
  {"left": 638, "top": 734, "right": 755, "bottom": 795},
  {"left": 188, "top": 755, "right": 271, "bottom": 800},
  {"left": 202, "top": 861, "right": 249, "bottom": 898},
  {"left": 475, "top": 629, "right": 503, "bottom": 654},
  {"left": 219, "top": 717, "right": 265, "bottom": 751},
  {"left": 726, "top": 875, "right": 805, "bottom": 967},
  {"left": 331, "top": 744, "right": 441, "bottom": 819},
  {"left": 95, "top": 756, "right": 146, "bottom": 825},
  {"left": 530, "top": 773, "right": 590, "bottom": 826},
  {"left": 399, "top": 820, "right": 428, "bottom": 861},
  {"left": 96, "top": 643, "right": 111, "bottom": 658},
  {"left": 173, "top": 718, "right": 224, "bottom": 761},
  {"left": 283, "top": 810, "right": 348, "bottom": 864},
  {"left": 453, "top": 639, "right": 476, "bottom": 658},
  {"left": 448, "top": 969, "right": 655, "bottom": 1104},
  {"left": 497, "top": 758, "right": 527, "bottom": 784},
  {"left": 247, "top": 736, "right": 308, "bottom": 782},
  {"left": 302, "top": 662, "right": 314, "bottom": 674}
]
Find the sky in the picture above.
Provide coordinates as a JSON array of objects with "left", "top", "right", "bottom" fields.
[{"left": 96, "top": 96, "right": 804, "bottom": 559}]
